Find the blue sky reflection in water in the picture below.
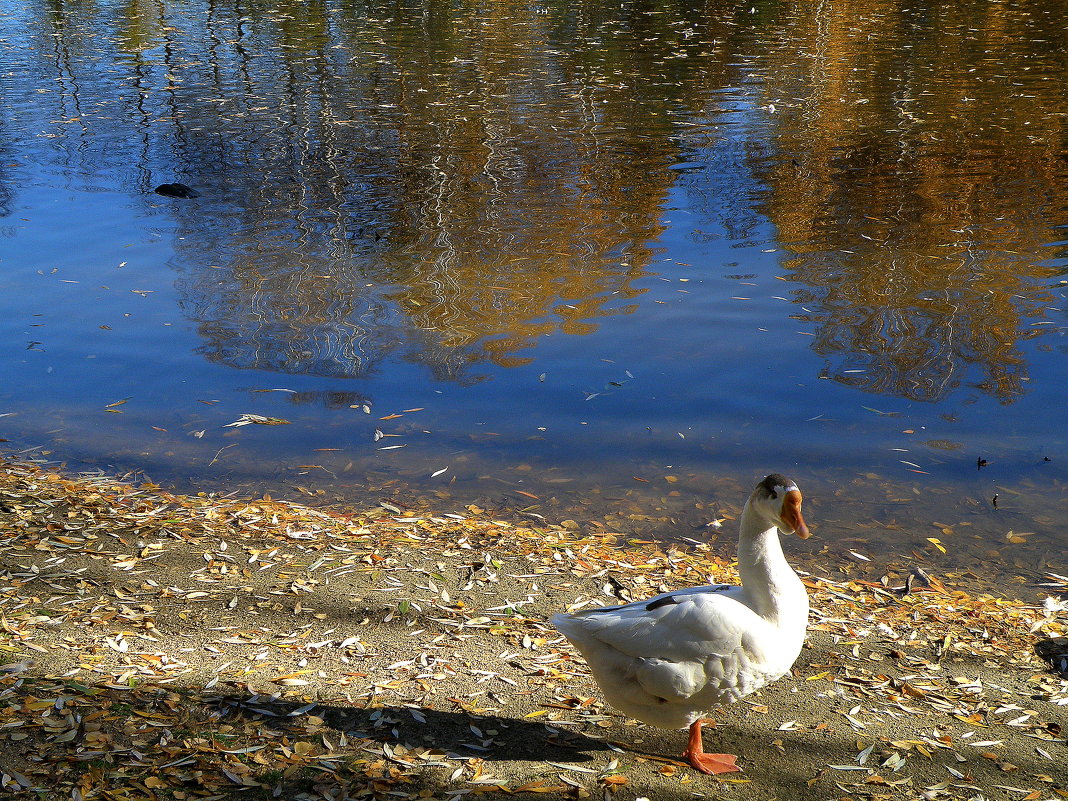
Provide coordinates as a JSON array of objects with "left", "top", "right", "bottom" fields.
[{"left": 1, "top": 0, "right": 1067, "bottom": 590}]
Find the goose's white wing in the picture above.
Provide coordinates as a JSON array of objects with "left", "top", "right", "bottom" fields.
[{"left": 554, "top": 585, "right": 770, "bottom": 664}]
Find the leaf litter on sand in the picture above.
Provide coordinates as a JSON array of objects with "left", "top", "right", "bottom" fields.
[{"left": 0, "top": 454, "right": 1066, "bottom": 801}]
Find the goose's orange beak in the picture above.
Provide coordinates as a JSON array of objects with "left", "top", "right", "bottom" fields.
[{"left": 780, "top": 489, "right": 810, "bottom": 539}]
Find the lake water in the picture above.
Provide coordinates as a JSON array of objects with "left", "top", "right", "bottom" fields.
[{"left": 1, "top": 0, "right": 1066, "bottom": 594}]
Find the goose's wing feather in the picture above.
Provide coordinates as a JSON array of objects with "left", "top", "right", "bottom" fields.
[{"left": 555, "top": 585, "right": 770, "bottom": 665}]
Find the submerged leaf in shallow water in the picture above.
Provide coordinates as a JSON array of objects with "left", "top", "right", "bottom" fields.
[{"left": 922, "top": 439, "right": 964, "bottom": 451}]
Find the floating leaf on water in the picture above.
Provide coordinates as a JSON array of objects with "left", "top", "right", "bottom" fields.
[
  {"left": 224, "top": 414, "right": 291, "bottom": 427},
  {"left": 861, "top": 406, "right": 900, "bottom": 416}
]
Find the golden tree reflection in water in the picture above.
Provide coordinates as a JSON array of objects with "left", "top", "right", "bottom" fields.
[
  {"left": 152, "top": 0, "right": 716, "bottom": 379},
  {"left": 752, "top": 0, "right": 1068, "bottom": 401},
  {"left": 19, "top": 0, "right": 1068, "bottom": 398}
]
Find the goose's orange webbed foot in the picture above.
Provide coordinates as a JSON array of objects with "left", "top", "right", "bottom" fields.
[{"left": 683, "top": 719, "right": 742, "bottom": 775}]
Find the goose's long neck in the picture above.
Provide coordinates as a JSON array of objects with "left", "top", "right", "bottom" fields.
[{"left": 737, "top": 501, "right": 807, "bottom": 624}]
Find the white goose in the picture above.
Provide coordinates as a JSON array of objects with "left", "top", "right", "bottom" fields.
[{"left": 551, "top": 474, "right": 811, "bottom": 775}]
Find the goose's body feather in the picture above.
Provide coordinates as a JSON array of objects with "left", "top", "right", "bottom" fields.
[
  {"left": 551, "top": 473, "right": 811, "bottom": 759},
  {"left": 551, "top": 583, "right": 797, "bottom": 728}
]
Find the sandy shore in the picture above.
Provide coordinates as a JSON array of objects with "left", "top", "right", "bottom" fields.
[{"left": 1, "top": 456, "right": 1066, "bottom": 800}]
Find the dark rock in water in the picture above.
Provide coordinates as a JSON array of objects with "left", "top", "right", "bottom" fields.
[{"left": 154, "top": 183, "right": 200, "bottom": 199}]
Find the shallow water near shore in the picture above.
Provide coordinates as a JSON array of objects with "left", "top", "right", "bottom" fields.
[{"left": 1, "top": 0, "right": 1067, "bottom": 594}]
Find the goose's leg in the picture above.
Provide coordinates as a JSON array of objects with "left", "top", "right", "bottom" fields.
[{"left": 683, "top": 719, "right": 741, "bottom": 775}]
